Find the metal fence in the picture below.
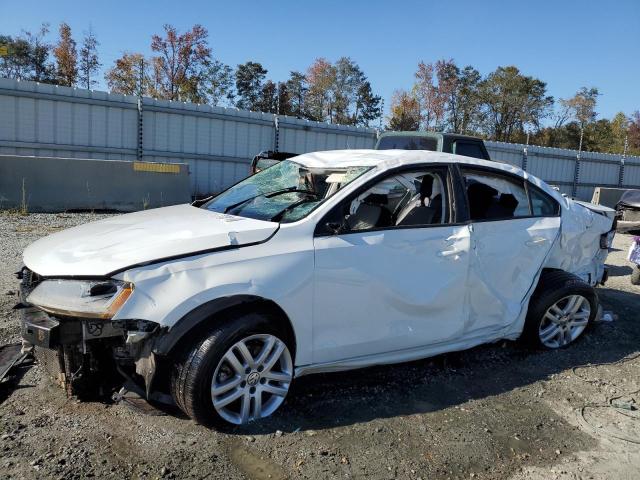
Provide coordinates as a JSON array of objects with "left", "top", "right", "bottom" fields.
[
  {"left": 1, "top": 77, "right": 639, "bottom": 201},
  {"left": 485, "top": 141, "right": 640, "bottom": 200},
  {"left": 0, "top": 78, "right": 376, "bottom": 196}
]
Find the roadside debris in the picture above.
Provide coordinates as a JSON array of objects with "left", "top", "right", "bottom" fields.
[{"left": 0, "top": 343, "right": 31, "bottom": 384}]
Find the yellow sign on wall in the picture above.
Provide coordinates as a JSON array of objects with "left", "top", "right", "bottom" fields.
[{"left": 133, "top": 162, "right": 181, "bottom": 174}]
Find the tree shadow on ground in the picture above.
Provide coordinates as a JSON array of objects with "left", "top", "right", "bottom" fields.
[{"left": 229, "top": 287, "right": 640, "bottom": 435}]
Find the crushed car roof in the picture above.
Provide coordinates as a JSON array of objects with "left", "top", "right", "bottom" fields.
[
  {"left": 292, "top": 149, "right": 562, "bottom": 201},
  {"left": 296, "top": 149, "right": 510, "bottom": 171}
]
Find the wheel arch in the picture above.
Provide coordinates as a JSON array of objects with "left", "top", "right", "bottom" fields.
[{"left": 154, "top": 294, "right": 298, "bottom": 361}]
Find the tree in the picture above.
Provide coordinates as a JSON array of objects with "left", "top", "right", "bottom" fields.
[
  {"left": 387, "top": 90, "right": 420, "bottom": 131},
  {"left": 257, "top": 79, "right": 278, "bottom": 113},
  {"left": 150, "top": 24, "right": 211, "bottom": 102},
  {"left": 53, "top": 22, "right": 78, "bottom": 86},
  {"left": 332, "top": 57, "right": 365, "bottom": 124},
  {"left": 25, "top": 23, "right": 55, "bottom": 83},
  {"left": 414, "top": 61, "right": 440, "bottom": 130},
  {"left": 277, "top": 82, "right": 292, "bottom": 116},
  {"left": 414, "top": 59, "right": 480, "bottom": 132},
  {"left": 303, "top": 57, "right": 381, "bottom": 125},
  {"left": 443, "top": 65, "right": 481, "bottom": 134},
  {"left": 235, "top": 61, "right": 267, "bottom": 110},
  {"left": 285, "top": 71, "right": 308, "bottom": 118},
  {"left": 552, "top": 97, "right": 573, "bottom": 129},
  {"left": 477, "top": 66, "right": 553, "bottom": 142},
  {"left": 104, "top": 52, "right": 147, "bottom": 95},
  {"left": 564, "top": 86, "right": 599, "bottom": 152},
  {"left": 629, "top": 111, "right": 640, "bottom": 154},
  {"left": 0, "top": 35, "right": 33, "bottom": 80},
  {"left": 203, "top": 59, "right": 234, "bottom": 106},
  {"left": 354, "top": 80, "right": 382, "bottom": 127},
  {"left": 306, "top": 58, "right": 336, "bottom": 122},
  {"left": 79, "top": 27, "right": 100, "bottom": 89},
  {"left": 1, "top": 24, "right": 55, "bottom": 83},
  {"left": 566, "top": 87, "right": 599, "bottom": 129},
  {"left": 610, "top": 112, "right": 630, "bottom": 153}
]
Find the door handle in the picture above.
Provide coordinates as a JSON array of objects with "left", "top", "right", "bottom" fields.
[
  {"left": 525, "top": 237, "right": 548, "bottom": 246},
  {"left": 437, "top": 248, "right": 465, "bottom": 258}
]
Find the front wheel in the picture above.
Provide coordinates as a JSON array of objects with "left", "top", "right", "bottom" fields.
[
  {"left": 170, "top": 312, "right": 294, "bottom": 427},
  {"left": 522, "top": 271, "right": 597, "bottom": 349}
]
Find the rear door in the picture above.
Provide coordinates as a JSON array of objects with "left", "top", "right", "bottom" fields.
[{"left": 459, "top": 167, "right": 561, "bottom": 335}]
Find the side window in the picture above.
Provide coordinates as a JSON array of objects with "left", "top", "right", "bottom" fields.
[
  {"left": 461, "top": 169, "right": 530, "bottom": 221},
  {"left": 339, "top": 169, "right": 449, "bottom": 232},
  {"left": 454, "top": 141, "right": 486, "bottom": 159},
  {"left": 529, "top": 184, "right": 560, "bottom": 216}
]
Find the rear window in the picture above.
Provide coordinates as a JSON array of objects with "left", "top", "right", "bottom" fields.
[
  {"left": 377, "top": 136, "right": 438, "bottom": 151},
  {"left": 461, "top": 169, "right": 530, "bottom": 220},
  {"left": 454, "top": 141, "right": 487, "bottom": 159}
]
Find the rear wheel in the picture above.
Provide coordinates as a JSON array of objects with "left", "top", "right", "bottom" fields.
[
  {"left": 522, "top": 271, "right": 597, "bottom": 349},
  {"left": 170, "top": 312, "right": 294, "bottom": 427}
]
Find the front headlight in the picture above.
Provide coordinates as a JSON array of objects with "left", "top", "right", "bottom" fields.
[{"left": 26, "top": 279, "right": 133, "bottom": 319}]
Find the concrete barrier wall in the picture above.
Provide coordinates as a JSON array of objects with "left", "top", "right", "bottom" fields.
[{"left": 0, "top": 155, "right": 191, "bottom": 212}]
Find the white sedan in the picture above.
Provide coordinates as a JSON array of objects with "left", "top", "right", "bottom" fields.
[{"left": 19, "top": 150, "right": 615, "bottom": 427}]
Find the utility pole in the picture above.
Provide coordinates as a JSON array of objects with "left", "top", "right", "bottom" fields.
[
  {"left": 522, "top": 131, "right": 530, "bottom": 172},
  {"left": 572, "top": 125, "right": 584, "bottom": 198},
  {"left": 138, "top": 57, "right": 145, "bottom": 97},
  {"left": 137, "top": 58, "right": 144, "bottom": 160},
  {"left": 619, "top": 134, "right": 628, "bottom": 187}
]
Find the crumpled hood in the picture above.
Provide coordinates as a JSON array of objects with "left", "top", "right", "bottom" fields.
[{"left": 23, "top": 204, "right": 279, "bottom": 277}]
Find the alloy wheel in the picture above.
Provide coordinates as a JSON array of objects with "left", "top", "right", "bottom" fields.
[
  {"left": 538, "top": 294, "right": 591, "bottom": 348},
  {"left": 211, "top": 334, "right": 293, "bottom": 425}
]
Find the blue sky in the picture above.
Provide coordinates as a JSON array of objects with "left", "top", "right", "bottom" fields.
[{"left": 1, "top": 0, "right": 638, "bottom": 120}]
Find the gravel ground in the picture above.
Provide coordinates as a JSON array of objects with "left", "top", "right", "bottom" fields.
[{"left": 1, "top": 211, "right": 639, "bottom": 480}]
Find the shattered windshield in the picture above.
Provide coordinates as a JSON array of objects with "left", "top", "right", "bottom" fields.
[{"left": 203, "top": 160, "right": 370, "bottom": 223}]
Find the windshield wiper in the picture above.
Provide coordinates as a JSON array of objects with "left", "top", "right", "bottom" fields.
[{"left": 223, "top": 187, "right": 319, "bottom": 214}]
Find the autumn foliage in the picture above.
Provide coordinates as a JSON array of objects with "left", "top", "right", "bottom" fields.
[{"left": 0, "top": 21, "right": 639, "bottom": 153}]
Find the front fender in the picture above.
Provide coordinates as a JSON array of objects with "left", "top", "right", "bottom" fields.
[{"left": 112, "top": 234, "right": 315, "bottom": 365}]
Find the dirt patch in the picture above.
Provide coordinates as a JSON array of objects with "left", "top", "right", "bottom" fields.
[{"left": 1, "top": 212, "right": 639, "bottom": 479}]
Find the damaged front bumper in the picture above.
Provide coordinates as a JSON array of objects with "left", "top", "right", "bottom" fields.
[
  {"left": 19, "top": 299, "right": 166, "bottom": 401},
  {"left": 16, "top": 266, "right": 170, "bottom": 401}
]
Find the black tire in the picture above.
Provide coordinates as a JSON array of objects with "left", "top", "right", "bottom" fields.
[
  {"left": 631, "top": 265, "right": 640, "bottom": 285},
  {"left": 521, "top": 270, "right": 597, "bottom": 349},
  {"left": 169, "top": 311, "right": 290, "bottom": 427}
]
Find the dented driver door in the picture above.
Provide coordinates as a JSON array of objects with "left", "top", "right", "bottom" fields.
[
  {"left": 312, "top": 225, "right": 471, "bottom": 364},
  {"left": 311, "top": 167, "right": 472, "bottom": 365}
]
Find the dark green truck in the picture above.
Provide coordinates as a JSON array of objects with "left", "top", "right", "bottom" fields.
[{"left": 375, "top": 131, "right": 491, "bottom": 160}]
